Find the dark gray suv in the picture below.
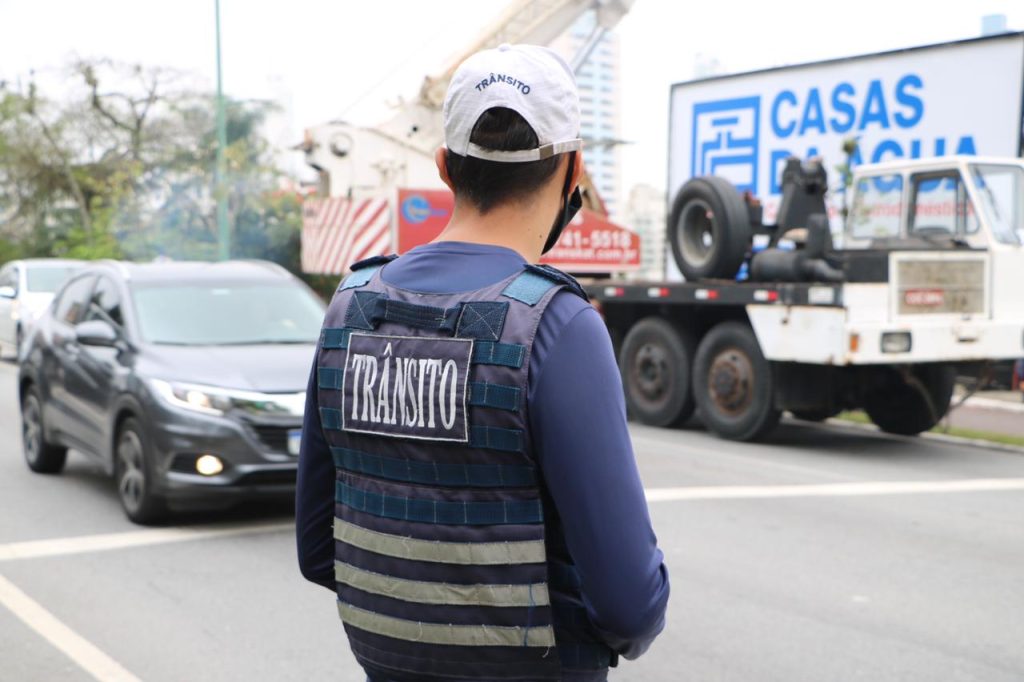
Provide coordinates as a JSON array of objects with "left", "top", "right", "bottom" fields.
[{"left": 18, "top": 260, "right": 325, "bottom": 524}]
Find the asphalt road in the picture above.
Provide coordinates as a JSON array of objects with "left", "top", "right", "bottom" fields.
[{"left": 1, "top": 358, "right": 1023, "bottom": 682}]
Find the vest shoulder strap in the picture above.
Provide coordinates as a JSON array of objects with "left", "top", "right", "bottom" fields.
[
  {"left": 501, "top": 264, "right": 589, "bottom": 306},
  {"left": 338, "top": 254, "right": 398, "bottom": 291}
]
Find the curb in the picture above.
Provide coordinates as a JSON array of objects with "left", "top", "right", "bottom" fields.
[
  {"left": 959, "top": 395, "right": 1024, "bottom": 414},
  {"left": 825, "top": 417, "right": 1024, "bottom": 455}
]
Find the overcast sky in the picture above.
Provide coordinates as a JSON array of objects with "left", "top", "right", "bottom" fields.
[{"left": 2, "top": 0, "right": 1021, "bottom": 193}]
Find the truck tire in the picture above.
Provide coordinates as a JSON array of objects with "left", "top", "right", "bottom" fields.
[
  {"left": 668, "top": 176, "right": 751, "bottom": 280},
  {"left": 692, "top": 321, "right": 780, "bottom": 441},
  {"left": 864, "top": 365, "right": 956, "bottom": 436},
  {"left": 619, "top": 318, "right": 696, "bottom": 427}
]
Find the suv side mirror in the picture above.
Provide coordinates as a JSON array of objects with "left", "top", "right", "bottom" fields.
[
  {"left": 75, "top": 319, "right": 119, "bottom": 347},
  {"left": 0, "top": 286, "right": 15, "bottom": 299}
]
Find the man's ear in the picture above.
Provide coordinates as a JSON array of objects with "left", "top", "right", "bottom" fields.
[
  {"left": 571, "top": 153, "right": 585, "bottom": 191},
  {"left": 435, "top": 147, "right": 455, "bottom": 191}
]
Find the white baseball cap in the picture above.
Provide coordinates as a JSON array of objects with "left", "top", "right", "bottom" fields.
[{"left": 443, "top": 44, "right": 582, "bottom": 163}]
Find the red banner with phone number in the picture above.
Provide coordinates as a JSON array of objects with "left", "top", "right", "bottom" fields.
[{"left": 397, "top": 189, "right": 640, "bottom": 272}]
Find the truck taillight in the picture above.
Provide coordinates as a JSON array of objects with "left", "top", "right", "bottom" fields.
[
  {"left": 695, "top": 289, "right": 719, "bottom": 301},
  {"left": 647, "top": 287, "right": 670, "bottom": 298},
  {"left": 603, "top": 287, "right": 625, "bottom": 297}
]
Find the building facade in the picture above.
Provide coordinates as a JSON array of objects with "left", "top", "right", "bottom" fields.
[
  {"left": 622, "top": 183, "right": 666, "bottom": 281},
  {"left": 550, "top": 14, "right": 622, "bottom": 219}
]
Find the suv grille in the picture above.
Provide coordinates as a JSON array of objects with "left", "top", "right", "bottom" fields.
[{"left": 250, "top": 424, "right": 295, "bottom": 454}]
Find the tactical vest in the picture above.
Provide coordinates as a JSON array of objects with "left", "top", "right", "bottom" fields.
[{"left": 316, "top": 255, "right": 616, "bottom": 681}]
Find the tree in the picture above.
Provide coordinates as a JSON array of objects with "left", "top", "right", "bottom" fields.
[{"left": 0, "top": 58, "right": 301, "bottom": 267}]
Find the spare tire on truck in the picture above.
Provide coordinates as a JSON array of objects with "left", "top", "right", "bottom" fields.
[
  {"left": 863, "top": 364, "right": 956, "bottom": 436},
  {"left": 619, "top": 317, "right": 696, "bottom": 427},
  {"left": 668, "top": 176, "right": 752, "bottom": 280}
]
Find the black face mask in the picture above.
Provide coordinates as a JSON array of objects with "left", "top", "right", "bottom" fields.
[{"left": 543, "top": 152, "right": 583, "bottom": 255}]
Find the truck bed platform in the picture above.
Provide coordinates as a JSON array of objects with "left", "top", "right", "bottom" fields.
[{"left": 586, "top": 280, "right": 845, "bottom": 308}]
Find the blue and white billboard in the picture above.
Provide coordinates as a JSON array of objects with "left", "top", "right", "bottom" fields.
[{"left": 669, "top": 33, "right": 1024, "bottom": 225}]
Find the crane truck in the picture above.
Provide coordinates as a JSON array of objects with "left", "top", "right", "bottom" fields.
[
  {"left": 298, "top": 0, "right": 640, "bottom": 276},
  {"left": 591, "top": 31, "right": 1024, "bottom": 442}
]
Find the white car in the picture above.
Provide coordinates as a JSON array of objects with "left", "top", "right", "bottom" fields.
[{"left": 0, "top": 259, "right": 83, "bottom": 359}]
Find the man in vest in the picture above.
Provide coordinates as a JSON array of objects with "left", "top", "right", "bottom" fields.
[{"left": 297, "top": 44, "right": 669, "bottom": 681}]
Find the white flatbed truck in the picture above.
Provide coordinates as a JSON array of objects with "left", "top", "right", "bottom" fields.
[{"left": 591, "top": 155, "right": 1024, "bottom": 441}]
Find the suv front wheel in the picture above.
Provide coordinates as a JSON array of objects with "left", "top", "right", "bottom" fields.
[{"left": 116, "top": 417, "right": 167, "bottom": 525}]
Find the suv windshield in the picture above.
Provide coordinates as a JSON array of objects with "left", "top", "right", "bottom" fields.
[
  {"left": 132, "top": 282, "right": 325, "bottom": 345},
  {"left": 970, "top": 164, "right": 1023, "bottom": 246},
  {"left": 26, "top": 265, "right": 80, "bottom": 292}
]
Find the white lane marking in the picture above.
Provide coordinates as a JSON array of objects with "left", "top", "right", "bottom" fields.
[
  {"left": 2, "top": 478, "right": 1022, "bottom": 563},
  {"left": 0, "top": 573, "right": 142, "bottom": 682},
  {"left": 645, "top": 478, "right": 1024, "bottom": 502},
  {"left": 0, "top": 521, "right": 291, "bottom": 563}
]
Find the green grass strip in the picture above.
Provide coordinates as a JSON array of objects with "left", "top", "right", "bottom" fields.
[{"left": 835, "top": 411, "right": 1024, "bottom": 448}]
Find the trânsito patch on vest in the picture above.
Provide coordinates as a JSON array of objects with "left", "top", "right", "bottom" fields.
[{"left": 342, "top": 333, "right": 473, "bottom": 443}]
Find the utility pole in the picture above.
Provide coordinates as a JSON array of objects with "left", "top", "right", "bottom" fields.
[{"left": 215, "top": 0, "right": 230, "bottom": 260}]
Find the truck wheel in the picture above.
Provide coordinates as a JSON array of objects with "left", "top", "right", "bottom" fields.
[
  {"left": 619, "top": 318, "right": 696, "bottom": 427},
  {"left": 693, "top": 321, "right": 780, "bottom": 441},
  {"left": 864, "top": 365, "right": 955, "bottom": 436},
  {"left": 668, "top": 176, "right": 751, "bottom": 280}
]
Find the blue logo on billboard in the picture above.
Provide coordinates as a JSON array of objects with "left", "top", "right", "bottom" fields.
[
  {"left": 690, "top": 96, "right": 761, "bottom": 193},
  {"left": 401, "top": 194, "right": 447, "bottom": 224}
]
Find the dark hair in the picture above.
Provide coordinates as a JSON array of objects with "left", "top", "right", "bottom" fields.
[{"left": 444, "top": 107, "right": 562, "bottom": 214}]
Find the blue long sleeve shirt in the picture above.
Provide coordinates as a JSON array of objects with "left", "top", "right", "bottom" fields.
[{"left": 296, "top": 241, "right": 669, "bottom": 660}]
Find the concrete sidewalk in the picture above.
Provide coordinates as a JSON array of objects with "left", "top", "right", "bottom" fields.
[{"left": 947, "top": 390, "right": 1024, "bottom": 438}]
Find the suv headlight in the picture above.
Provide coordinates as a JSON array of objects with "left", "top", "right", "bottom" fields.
[
  {"left": 149, "top": 379, "right": 234, "bottom": 415},
  {"left": 147, "top": 379, "right": 305, "bottom": 417}
]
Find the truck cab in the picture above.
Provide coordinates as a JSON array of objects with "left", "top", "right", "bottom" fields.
[
  {"left": 845, "top": 156, "right": 1023, "bottom": 251},
  {"left": 835, "top": 156, "right": 1024, "bottom": 364}
]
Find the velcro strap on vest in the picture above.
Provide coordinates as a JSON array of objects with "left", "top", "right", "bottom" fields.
[
  {"left": 469, "top": 425, "right": 523, "bottom": 452},
  {"left": 380, "top": 298, "right": 461, "bottom": 332},
  {"left": 501, "top": 270, "right": 558, "bottom": 306},
  {"left": 468, "top": 381, "right": 521, "bottom": 411},
  {"left": 334, "top": 560, "right": 549, "bottom": 608},
  {"left": 321, "top": 327, "right": 352, "bottom": 349},
  {"left": 336, "top": 481, "right": 542, "bottom": 525},
  {"left": 339, "top": 264, "right": 383, "bottom": 291},
  {"left": 331, "top": 447, "right": 536, "bottom": 487},
  {"left": 337, "top": 601, "right": 556, "bottom": 648},
  {"left": 318, "top": 367, "right": 343, "bottom": 390},
  {"left": 323, "top": 329, "right": 524, "bottom": 368},
  {"left": 343, "top": 293, "right": 511, "bottom": 342},
  {"left": 320, "top": 407, "right": 342, "bottom": 430},
  {"left": 472, "top": 341, "right": 526, "bottom": 368},
  {"left": 334, "top": 518, "right": 547, "bottom": 564}
]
